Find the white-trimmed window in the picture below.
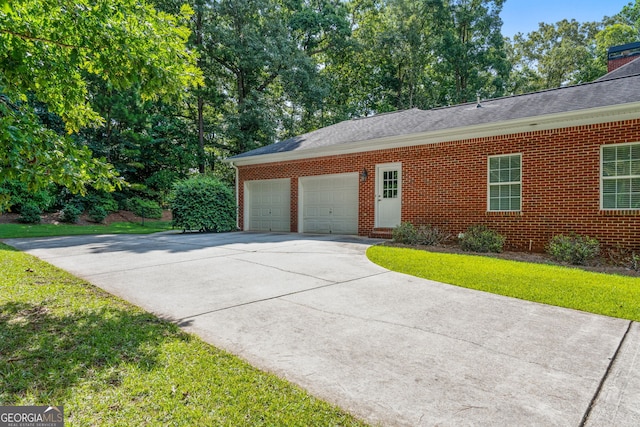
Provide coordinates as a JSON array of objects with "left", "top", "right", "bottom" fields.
[
  {"left": 488, "top": 154, "right": 521, "bottom": 211},
  {"left": 601, "top": 142, "right": 640, "bottom": 210}
]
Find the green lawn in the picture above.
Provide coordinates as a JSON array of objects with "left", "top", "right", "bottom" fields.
[
  {"left": 0, "top": 221, "right": 173, "bottom": 239},
  {"left": 0, "top": 243, "right": 367, "bottom": 426},
  {"left": 367, "top": 245, "right": 640, "bottom": 322}
]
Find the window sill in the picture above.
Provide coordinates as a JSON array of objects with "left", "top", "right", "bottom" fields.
[
  {"left": 599, "top": 209, "right": 640, "bottom": 216},
  {"left": 485, "top": 211, "right": 523, "bottom": 217}
]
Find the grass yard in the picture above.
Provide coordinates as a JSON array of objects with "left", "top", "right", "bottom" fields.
[
  {"left": 0, "top": 221, "right": 173, "bottom": 239},
  {"left": 367, "top": 245, "right": 640, "bottom": 322},
  {"left": 0, "top": 243, "right": 367, "bottom": 426}
]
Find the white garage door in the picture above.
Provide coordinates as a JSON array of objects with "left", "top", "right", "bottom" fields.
[
  {"left": 245, "top": 179, "right": 290, "bottom": 232},
  {"left": 300, "top": 173, "right": 358, "bottom": 234}
]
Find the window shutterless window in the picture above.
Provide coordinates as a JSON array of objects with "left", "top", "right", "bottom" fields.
[
  {"left": 488, "top": 154, "right": 521, "bottom": 212},
  {"left": 601, "top": 142, "right": 640, "bottom": 210}
]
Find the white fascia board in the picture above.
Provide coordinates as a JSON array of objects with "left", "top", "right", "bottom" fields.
[{"left": 225, "top": 102, "right": 640, "bottom": 167}]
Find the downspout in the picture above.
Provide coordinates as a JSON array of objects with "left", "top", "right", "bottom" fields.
[{"left": 229, "top": 161, "right": 240, "bottom": 230}]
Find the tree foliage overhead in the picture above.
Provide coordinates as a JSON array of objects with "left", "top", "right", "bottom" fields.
[
  {"left": 322, "top": 0, "right": 508, "bottom": 117},
  {"left": 510, "top": 19, "right": 602, "bottom": 91},
  {"left": 0, "top": 0, "right": 202, "bottom": 206},
  {"left": 1, "top": 0, "right": 201, "bottom": 131},
  {"left": 507, "top": 0, "right": 640, "bottom": 94}
]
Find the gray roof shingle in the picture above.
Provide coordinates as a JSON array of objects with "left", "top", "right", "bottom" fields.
[
  {"left": 230, "top": 60, "right": 640, "bottom": 160},
  {"left": 597, "top": 56, "right": 640, "bottom": 81}
]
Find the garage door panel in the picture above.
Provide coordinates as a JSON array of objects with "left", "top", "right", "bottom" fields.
[
  {"left": 270, "top": 207, "right": 287, "bottom": 216},
  {"left": 329, "top": 220, "right": 353, "bottom": 234},
  {"left": 300, "top": 174, "right": 358, "bottom": 235},
  {"left": 306, "top": 220, "right": 331, "bottom": 234},
  {"left": 331, "top": 206, "right": 353, "bottom": 218},
  {"left": 246, "top": 179, "right": 291, "bottom": 232},
  {"left": 304, "top": 206, "right": 332, "bottom": 217}
]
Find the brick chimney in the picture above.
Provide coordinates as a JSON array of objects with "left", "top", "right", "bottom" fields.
[{"left": 608, "top": 42, "right": 640, "bottom": 72}]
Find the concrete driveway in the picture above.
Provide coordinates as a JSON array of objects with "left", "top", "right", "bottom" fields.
[{"left": 5, "top": 232, "right": 639, "bottom": 426}]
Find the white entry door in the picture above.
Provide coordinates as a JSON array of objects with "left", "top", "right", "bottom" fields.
[
  {"left": 375, "top": 163, "right": 402, "bottom": 228},
  {"left": 245, "top": 178, "right": 291, "bottom": 232}
]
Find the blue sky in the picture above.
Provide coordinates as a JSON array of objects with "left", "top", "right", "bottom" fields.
[{"left": 500, "top": 0, "right": 633, "bottom": 38}]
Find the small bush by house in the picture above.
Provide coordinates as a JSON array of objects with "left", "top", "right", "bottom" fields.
[
  {"left": 547, "top": 234, "right": 600, "bottom": 265},
  {"left": 459, "top": 225, "right": 505, "bottom": 253},
  {"left": 392, "top": 222, "right": 419, "bottom": 244},
  {"left": 392, "top": 222, "right": 450, "bottom": 246},
  {"left": 607, "top": 246, "right": 640, "bottom": 272},
  {"left": 171, "top": 176, "right": 236, "bottom": 232}
]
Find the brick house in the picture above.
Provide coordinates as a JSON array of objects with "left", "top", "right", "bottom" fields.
[{"left": 225, "top": 46, "right": 640, "bottom": 252}]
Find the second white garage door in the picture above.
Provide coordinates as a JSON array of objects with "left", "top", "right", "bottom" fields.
[
  {"left": 245, "top": 178, "right": 291, "bottom": 232},
  {"left": 299, "top": 173, "right": 358, "bottom": 234}
]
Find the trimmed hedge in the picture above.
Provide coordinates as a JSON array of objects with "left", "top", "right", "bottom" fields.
[{"left": 171, "top": 176, "right": 236, "bottom": 232}]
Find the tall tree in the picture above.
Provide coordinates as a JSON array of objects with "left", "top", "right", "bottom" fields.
[
  {"left": 617, "top": 0, "right": 640, "bottom": 32},
  {"left": 431, "top": 0, "right": 509, "bottom": 104},
  {"left": 509, "top": 19, "right": 601, "bottom": 92},
  {"left": 77, "top": 78, "right": 199, "bottom": 195},
  {"left": 203, "top": 0, "right": 350, "bottom": 154},
  {"left": 155, "top": 0, "right": 350, "bottom": 165}
]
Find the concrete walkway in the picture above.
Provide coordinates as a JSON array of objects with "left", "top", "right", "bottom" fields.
[{"left": 5, "top": 232, "right": 639, "bottom": 426}]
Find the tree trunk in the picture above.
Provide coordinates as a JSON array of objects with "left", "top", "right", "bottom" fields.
[
  {"left": 198, "top": 96, "right": 205, "bottom": 174},
  {"left": 195, "top": 7, "right": 206, "bottom": 174}
]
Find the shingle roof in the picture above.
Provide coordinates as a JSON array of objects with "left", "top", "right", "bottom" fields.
[
  {"left": 230, "top": 61, "right": 640, "bottom": 160},
  {"left": 597, "top": 56, "right": 640, "bottom": 81}
]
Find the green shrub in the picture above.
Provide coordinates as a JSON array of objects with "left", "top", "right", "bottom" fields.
[
  {"left": 392, "top": 222, "right": 450, "bottom": 246},
  {"left": 145, "top": 170, "right": 182, "bottom": 206},
  {"left": 605, "top": 246, "right": 640, "bottom": 271},
  {"left": 459, "top": 225, "right": 505, "bottom": 253},
  {"left": 88, "top": 206, "right": 108, "bottom": 223},
  {"left": 18, "top": 203, "right": 42, "bottom": 224},
  {"left": 416, "top": 224, "right": 451, "bottom": 246},
  {"left": 547, "top": 234, "right": 600, "bottom": 265},
  {"left": 126, "top": 197, "right": 162, "bottom": 219},
  {"left": 61, "top": 204, "right": 83, "bottom": 223},
  {"left": 3, "top": 180, "right": 55, "bottom": 212},
  {"left": 392, "top": 222, "right": 419, "bottom": 244},
  {"left": 171, "top": 176, "right": 236, "bottom": 232},
  {"left": 81, "top": 191, "right": 119, "bottom": 214}
]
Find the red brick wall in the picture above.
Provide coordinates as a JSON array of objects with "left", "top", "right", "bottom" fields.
[{"left": 237, "top": 119, "right": 640, "bottom": 252}]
